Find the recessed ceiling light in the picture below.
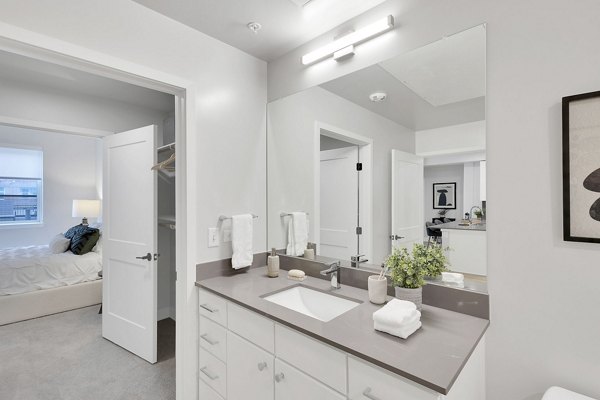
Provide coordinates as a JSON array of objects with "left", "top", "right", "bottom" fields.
[
  {"left": 247, "top": 22, "right": 262, "bottom": 34},
  {"left": 369, "top": 92, "right": 387, "bottom": 102}
]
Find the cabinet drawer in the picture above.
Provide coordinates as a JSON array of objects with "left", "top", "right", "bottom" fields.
[
  {"left": 199, "top": 288, "right": 228, "bottom": 327},
  {"left": 199, "top": 315, "right": 227, "bottom": 362},
  {"left": 275, "top": 324, "right": 346, "bottom": 394},
  {"left": 348, "top": 356, "right": 440, "bottom": 400},
  {"left": 199, "top": 347, "right": 227, "bottom": 398},
  {"left": 227, "top": 331, "right": 274, "bottom": 400},
  {"left": 199, "top": 377, "right": 225, "bottom": 400},
  {"left": 228, "top": 302, "right": 274, "bottom": 353},
  {"left": 274, "top": 359, "right": 345, "bottom": 400}
]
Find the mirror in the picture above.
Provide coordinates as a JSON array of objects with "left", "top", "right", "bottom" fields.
[{"left": 267, "top": 25, "right": 487, "bottom": 282}]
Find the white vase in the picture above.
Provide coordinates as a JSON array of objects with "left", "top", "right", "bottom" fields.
[{"left": 394, "top": 286, "right": 423, "bottom": 311}]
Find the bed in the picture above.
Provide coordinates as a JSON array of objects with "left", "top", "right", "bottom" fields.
[{"left": 0, "top": 245, "right": 103, "bottom": 325}]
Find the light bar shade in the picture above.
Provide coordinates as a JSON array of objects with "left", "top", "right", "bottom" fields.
[
  {"left": 72, "top": 199, "right": 101, "bottom": 218},
  {"left": 302, "top": 15, "right": 394, "bottom": 65}
]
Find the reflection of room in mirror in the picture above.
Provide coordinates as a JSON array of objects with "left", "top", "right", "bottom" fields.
[{"left": 267, "top": 24, "right": 487, "bottom": 279}]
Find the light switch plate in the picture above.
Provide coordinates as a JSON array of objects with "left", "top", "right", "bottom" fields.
[
  {"left": 223, "top": 229, "right": 232, "bottom": 243},
  {"left": 208, "top": 227, "right": 219, "bottom": 247}
]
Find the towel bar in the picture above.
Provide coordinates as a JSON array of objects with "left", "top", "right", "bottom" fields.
[{"left": 219, "top": 214, "right": 258, "bottom": 222}]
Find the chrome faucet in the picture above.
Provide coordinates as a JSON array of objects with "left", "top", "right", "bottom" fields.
[
  {"left": 350, "top": 254, "right": 368, "bottom": 268},
  {"left": 469, "top": 206, "right": 482, "bottom": 223},
  {"left": 320, "top": 261, "right": 341, "bottom": 289}
]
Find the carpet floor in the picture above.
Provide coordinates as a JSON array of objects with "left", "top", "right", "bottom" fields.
[{"left": 0, "top": 306, "right": 175, "bottom": 400}]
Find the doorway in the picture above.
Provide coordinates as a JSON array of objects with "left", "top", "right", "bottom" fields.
[
  {"left": 315, "top": 123, "right": 373, "bottom": 262},
  {"left": 0, "top": 38, "right": 188, "bottom": 400}
]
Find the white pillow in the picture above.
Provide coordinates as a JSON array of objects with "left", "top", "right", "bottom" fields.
[
  {"left": 49, "top": 233, "right": 70, "bottom": 254},
  {"left": 92, "top": 234, "right": 103, "bottom": 254}
]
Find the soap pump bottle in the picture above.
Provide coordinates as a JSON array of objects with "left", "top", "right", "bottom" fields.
[{"left": 267, "top": 248, "right": 280, "bottom": 278}]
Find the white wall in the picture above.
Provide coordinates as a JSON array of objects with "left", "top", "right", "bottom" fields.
[
  {"left": 0, "top": 78, "right": 169, "bottom": 134},
  {"left": 0, "top": 125, "right": 99, "bottom": 248},
  {"left": 267, "top": 1, "right": 600, "bottom": 399},
  {"left": 424, "top": 164, "right": 464, "bottom": 222},
  {"left": 0, "top": 3, "right": 267, "bottom": 399},
  {"left": 416, "top": 120, "right": 486, "bottom": 157},
  {"left": 268, "top": 86, "right": 414, "bottom": 264}
]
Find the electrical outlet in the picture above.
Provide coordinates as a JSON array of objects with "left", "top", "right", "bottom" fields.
[
  {"left": 223, "top": 229, "right": 232, "bottom": 243},
  {"left": 208, "top": 227, "right": 219, "bottom": 247}
]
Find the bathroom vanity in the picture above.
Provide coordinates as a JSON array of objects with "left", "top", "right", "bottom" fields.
[
  {"left": 196, "top": 267, "right": 488, "bottom": 400},
  {"left": 437, "top": 221, "right": 487, "bottom": 276}
]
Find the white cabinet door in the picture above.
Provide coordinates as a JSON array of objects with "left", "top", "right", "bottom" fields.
[
  {"left": 227, "top": 331, "right": 274, "bottom": 400},
  {"left": 274, "top": 359, "right": 345, "bottom": 400}
]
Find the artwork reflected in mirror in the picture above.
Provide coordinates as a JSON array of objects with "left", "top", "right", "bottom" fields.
[{"left": 267, "top": 24, "right": 487, "bottom": 283}]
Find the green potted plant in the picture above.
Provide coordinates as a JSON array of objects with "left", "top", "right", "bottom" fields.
[{"left": 385, "top": 243, "right": 449, "bottom": 310}]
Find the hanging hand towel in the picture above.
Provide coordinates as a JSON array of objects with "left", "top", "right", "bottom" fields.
[
  {"left": 232, "top": 214, "right": 253, "bottom": 269},
  {"left": 286, "top": 212, "right": 308, "bottom": 257}
]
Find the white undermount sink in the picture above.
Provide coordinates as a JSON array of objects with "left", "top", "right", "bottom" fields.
[{"left": 263, "top": 285, "right": 360, "bottom": 322}]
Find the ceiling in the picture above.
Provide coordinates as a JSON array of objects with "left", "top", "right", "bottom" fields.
[
  {"left": 319, "top": 25, "right": 486, "bottom": 131},
  {"left": 132, "top": 0, "right": 389, "bottom": 61},
  {"left": 0, "top": 50, "right": 174, "bottom": 113}
]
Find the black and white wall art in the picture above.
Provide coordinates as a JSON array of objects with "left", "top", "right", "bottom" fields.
[
  {"left": 433, "top": 182, "right": 456, "bottom": 210},
  {"left": 563, "top": 90, "right": 600, "bottom": 242}
]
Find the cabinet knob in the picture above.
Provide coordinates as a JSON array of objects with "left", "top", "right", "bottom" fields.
[
  {"left": 363, "top": 387, "right": 382, "bottom": 400},
  {"left": 257, "top": 362, "right": 267, "bottom": 371},
  {"left": 200, "top": 333, "right": 219, "bottom": 346},
  {"left": 274, "top": 372, "right": 285, "bottom": 383}
]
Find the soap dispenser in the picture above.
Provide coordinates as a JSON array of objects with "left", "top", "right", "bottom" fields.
[{"left": 267, "top": 248, "right": 280, "bottom": 278}]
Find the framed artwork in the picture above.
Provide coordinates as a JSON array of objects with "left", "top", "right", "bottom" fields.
[
  {"left": 563, "top": 90, "right": 600, "bottom": 242},
  {"left": 433, "top": 182, "right": 456, "bottom": 210}
]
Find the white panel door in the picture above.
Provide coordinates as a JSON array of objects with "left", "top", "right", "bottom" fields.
[
  {"left": 102, "top": 125, "right": 158, "bottom": 364},
  {"left": 391, "top": 150, "right": 424, "bottom": 250},
  {"left": 320, "top": 147, "right": 358, "bottom": 259}
]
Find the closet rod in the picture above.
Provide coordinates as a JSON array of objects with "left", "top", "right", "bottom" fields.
[
  {"left": 219, "top": 214, "right": 259, "bottom": 222},
  {"left": 157, "top": 142, "right": 175, "bottom": 153}
]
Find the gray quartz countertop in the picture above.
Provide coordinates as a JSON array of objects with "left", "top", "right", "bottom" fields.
[
  {"left": 196, "top": 267, "right": 489, "bottom": 395},
  {"left": 432, "top": 220, "right": 487, "bottom": 231}
]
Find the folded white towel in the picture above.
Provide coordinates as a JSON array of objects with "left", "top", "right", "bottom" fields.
[
  {"left": 373, "top": 298, "right": 419, "bottom": 327},
  {"left": 286, "top": 212, "right": 308, "bottom": 257},
  {"left": 442, "top": 272, "right": 464, "bottom": 284},
  {"left": 231, "top": 214, "right": 253, "bottom": 269},
  {"left": 375, "top": 320, "right": 422, "bottom": 339}
]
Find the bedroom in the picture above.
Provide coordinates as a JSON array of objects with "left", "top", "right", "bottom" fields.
[{"left": 0, "top": 49, "right": 178, "bottom": 397}]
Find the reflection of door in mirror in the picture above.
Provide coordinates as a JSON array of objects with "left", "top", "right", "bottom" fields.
[
  {"left": 391, "top": 150, "right": 424, "bottom": 251},
  {"left": 320, "top": 142, "right": 359, "bottom": 259}
]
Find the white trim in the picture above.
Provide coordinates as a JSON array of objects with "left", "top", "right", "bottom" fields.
[
  {"left": 0, "top": 115, "right": 114, "bottom": 138},
  {"left": 314, "top": 121, "right": 374, "bottom": 262},
  {"left": 0, "top": 28, "right": 193, "bottom": 400}
]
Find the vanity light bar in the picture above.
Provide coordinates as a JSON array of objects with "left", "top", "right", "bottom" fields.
[{"left": 301, "top": 15, "right": 394, "bottom": 65}]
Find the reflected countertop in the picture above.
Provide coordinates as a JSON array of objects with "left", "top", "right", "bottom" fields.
[
  {"left": 432, "top": 221, "right": 486, "bottom": 231},
  {"left": 196, "top": 267, "right": 489, "bottom": 395}
]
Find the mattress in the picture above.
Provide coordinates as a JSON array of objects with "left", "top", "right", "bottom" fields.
[{"left": 0, "top": 245, "right": 102, "bottom": 296}]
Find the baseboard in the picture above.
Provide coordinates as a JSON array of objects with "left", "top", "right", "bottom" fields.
[{"left": 158, "top": 306, "right": 176, "bottom": 321}]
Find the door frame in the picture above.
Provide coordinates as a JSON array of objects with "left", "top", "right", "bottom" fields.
[
  {"left": 314, "top": 121, "right": 373, "bottom": 262},
  {"left": 0, "top": 33, "right": 193, "bottom": 400}
]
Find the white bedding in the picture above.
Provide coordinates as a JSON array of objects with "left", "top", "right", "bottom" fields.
[{"left": 0, "top": 245, "right": 102, "bottom": 296}]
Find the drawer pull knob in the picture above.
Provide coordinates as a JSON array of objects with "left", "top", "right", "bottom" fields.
[
  {"left": 257, "top": 362, "right": 267, "bottom": 371},
  {"left": 363, "top": 388, "right": 382, "bottom": 400},
  {"left": 200, "top": 366, "right": 219, "bottom": 381},
  {"left": 200, "top": 303, "right": 218, "bottom": 313},
  {"left": 274, "top": 372, "right": 285, "bottom": 383},
  {"left": 200, "top": 334, "right": 219, "bottom": 346}
]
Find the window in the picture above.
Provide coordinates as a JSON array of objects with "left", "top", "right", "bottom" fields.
[{"left": 0, "top": 146, "right": 43, "bottom": 226}]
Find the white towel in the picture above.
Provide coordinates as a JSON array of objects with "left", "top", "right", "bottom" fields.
[
  {"left": 231, "top": 214, "right": 253, "bottom": 269},
  {"left": 374, "top": 320, "right": 422, "bottom": 339},
  {"left": 286, "top": 212, "right": 308, "bottom": 257},
  {"left": 372, "top": 298, "right": 419, "bottom": 327}
]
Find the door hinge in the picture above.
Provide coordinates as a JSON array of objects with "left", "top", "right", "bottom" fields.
[
  {"left": 356, "top": 226, "right": 363, "bottom": 235},
  {"left": 356, "top": 162, "right": 363, "bottom": 171}
]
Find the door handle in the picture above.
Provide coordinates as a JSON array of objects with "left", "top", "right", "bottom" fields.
[
  {"left": 362, "top": 387, "right": 382, "bottom": 400},
  {"left": 389, "top": 235, "right": 404, "bottom": 240},
  {"left": 136, "top": 253, "right": 152, "bottom": 261},
  {"left": 200, "top": 366, "right": 219, "bottom": 381}
]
